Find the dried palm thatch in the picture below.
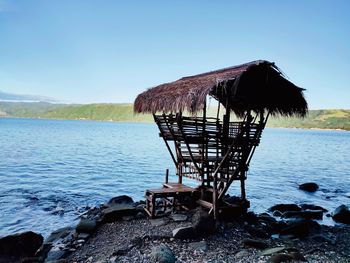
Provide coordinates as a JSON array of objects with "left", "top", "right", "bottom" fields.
[{"left": 134, "top": 60, "right": 308, "bottom": 118}]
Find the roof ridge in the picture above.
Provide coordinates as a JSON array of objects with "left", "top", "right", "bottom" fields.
[{"left": 180, "top": 60, "right": 270, "bottom": 80}]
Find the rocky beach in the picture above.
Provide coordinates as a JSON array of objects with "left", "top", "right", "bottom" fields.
[{"left": 1, "top": 189, "right": 350, "bottom": 263}]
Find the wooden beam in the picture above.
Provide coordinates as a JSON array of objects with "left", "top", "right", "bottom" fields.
[{"left": 153, "top": 114, "right": 177, "bottom": 166}]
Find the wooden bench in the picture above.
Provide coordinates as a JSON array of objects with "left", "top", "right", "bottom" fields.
[{"left": 145, "top": 183, "right": 199, "bottom": 218}]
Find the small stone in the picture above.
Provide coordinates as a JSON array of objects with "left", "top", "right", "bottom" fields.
[
  {"left": 282, "top": 210, "right": 323, "bottom": 220},
  {"left": 234, "top": 250, "right": 250, "bottom": 259},
  {"left": 76, "top": 239, "right": 85, "bottom": 244},
  {"left": 269, "top": 204, "right": 301, "bottom": 213},
  {"left": 150, "top": 244, "right": 176, "bottom": 263},
  {"left": 77, "top": 233, "right": 90, "bottom": 240},
  {"left": 45, "top": 227, "right": 73, "bottom": 244},
  {"left": 273, "top": 210, "right": 283, "bottom": 217},
  {"left": 261, "top": 246, "right": 287, "bottom": 256},
  {"left": 280, "top": 219, "right": 320, "bottom": 238},
  {"left": 122, "top": 216, "right": 134, "bottom": 221},
  {"left": 289, "top": 251, "right": 307, "bottom": 261},
  {"left": 299, "top": 182, "right": 319, "bottom": 192},
  {"left": 300, "top": 204, "right": 327, "bottom": 212},
  {"left": 150, "top": 218, "right": 167, "bottom": 227},
  {"left": 189, "top": 241, "right": 207, "bottom": 252},
  {"left": 172, "top": 226, "right": 195, "bottom": 239},
  {"left": 105, "top": 195, "right": 134, "bottom": 206},
  {"left": 242, "top": 238, "right": 269, "bottom": 249},
  {"left": 135, "top": 212, "right": 146, "bottom": 219},
  {"left": 332, "top": 204, "right": 350, "bottom": 224},
  {"left": 246, "top": 226, "right": 270, "bottom": 238},
  {"left": 170, "top": 213, "right": 188, "bottom": 222},
  {"left": 76, "top": 219, "right": 97, "bottom": 234},
  {"left": 269, "top": 253, "right": 293, "bottom": 263}
]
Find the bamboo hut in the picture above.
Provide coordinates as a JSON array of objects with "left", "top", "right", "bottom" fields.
[{"left": 134, "top": 60, "right": 307, "bottom": 219}]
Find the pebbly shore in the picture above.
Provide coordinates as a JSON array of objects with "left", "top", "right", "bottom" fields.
[{"left": 1, "top": 183, "right": 350, "bottom": 263}]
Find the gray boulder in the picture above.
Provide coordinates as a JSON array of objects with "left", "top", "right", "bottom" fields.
[
  {"left": 300, "top": 204, "right": 327, "bottom": 212},
  {"left": 332, "top": 205, "right": 350, "bottom": 225},
  {"left": 282, "top": 210, "right": 323, "bottom": 220},
  {"left": 242, "top": 238, "right": 269, "bottom": 249},
  {"left": 101, "top": 204, "right": 136, "bottom": 223},
  {"left": 0, "top": 231, "right": 43, "bottom": 259},
  {"left": 105, "top": 195, "right": 134, "bottom": 207},
  {"left": 269, "top": 204, "right": 301, "bottom": 213},
  {"left": 192, "top": 209, "right": 216, "bottom": 236},
  {"left": 172, "top": 226, "right": 195, "bottom": 239},
  {"left": 76, "top": 219, "right": 97, "bottom": 233},
  {"left": 280, "top": 219, "right": 320, "bottom": 238},
  {"left": 151, "top": 244, "right": 176, "bottom": 263},
  {"left": 189, "top": 241, "right": 207, "bottom": 252},
  {"left": 299, "top": 182, "right": 319, "bottom": 192}
]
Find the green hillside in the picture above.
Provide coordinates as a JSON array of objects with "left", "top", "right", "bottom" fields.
[
  {"left": 0, "top": 102, "right": 349, "bottom": 130},
  {"left": 267, "top": 109, "right": 350, "bottom": 130}
]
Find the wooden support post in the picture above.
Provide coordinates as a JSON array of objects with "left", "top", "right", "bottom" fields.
[
  {"left": 202, "top": 100, "right": 207, "bottom": 185},
  {"left": 240, "top": 170, "right": 246, "bottom": 201},
  {"left": 151, "top": 194, "right": 156, "bottom": 218},
  {"left": 213, "top": 174, "right": 218, "bottom": 220},
  {"left": 165, "top": 169, "right": 169, "bottom": 184}
]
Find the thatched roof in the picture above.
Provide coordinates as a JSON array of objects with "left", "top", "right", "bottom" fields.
[{"left": 134, "top": 60, "right": 308, "bottom": 117}]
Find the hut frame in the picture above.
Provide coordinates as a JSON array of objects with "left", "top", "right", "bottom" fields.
[{"left": 135, "top": 60, "right": 307, "bottom": 219}]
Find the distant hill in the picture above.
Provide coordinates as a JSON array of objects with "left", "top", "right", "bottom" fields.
[
  {"left": 0, "top": 90, "right": 58, "bottom": 103},
  {"left": 0, "top": 101, "right": 349, "bottom": 130}
]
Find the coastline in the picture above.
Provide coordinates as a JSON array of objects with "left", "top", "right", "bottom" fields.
[
  {"left": 1, "top": 194, "right": 350, "bottom": 263},
  {"left": 1, "top": 116, "right": 349, "bottom": 131}
]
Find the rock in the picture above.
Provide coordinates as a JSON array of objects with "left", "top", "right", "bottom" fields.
[
  {"left": 258, "top": 213, "right": 277, "bottom": 223},
  {"left": 311, "top": 234, "right": 335, "bottom": 244},
  {"left": 243, "top": 212, "right": 259, "bottom": 224},
  {"left": 76, "top": 219, "right": 97, "bottom": 233},
  {"left": 242, "top": 238, "right": 269, "bottom": 249},
  {"left": 135, "top": 211, "right": 146, "bottom": 219},
  {"left": 300, "top": 204, "right": 327, "bottom": 212},
  {"left": 273, "top": 210, "right": 283, "bottom": 217},
  {"left": 299, "top": 182, "right": 319, "bottom": 192},
  {"left": 269, "top": 204, "right": 301, "bottom": 213},
  {"left": 45, "top": 246, "right": 68, "bottom": 262},
  {"left": 45, "top": 227, "right": 73, "bottom": 244},
  {"left": 269, "top": 221, "right": 288, "bottom": 233},
  {"left": 150, "top": 218, "right": 167, "bottom": 227},
  {"left": 101, "top": 204, "right": 136, "bottom": 223},
  {"left": 77, "top": 233, "right": 90, "bottom": 240},
  {"left": 246, "top": 226, "right": 270, "bottom": 239},
  {"left": 282, "top": 210, "right": 323, "bottom": 220},
  {"left": 105, "top": 195, "right": 134, "bottom": 207},
  {"left": 189, "top": 241, "right": 207, "bottom": 251},
  {"left": 332, "top": 205, "right": 350, "bottom": 224},
  {"left": 234, "top": 249, "right": 251, "bottom": 259},
  {"left": 269, "top": 253, "right": 293, "bottom": 263},
  {"left": 192, "top": 210, "right": 216, "bottom": 236},
  {"left": 261, "top": 246, "right": 287, "bottom": 256},
  {"left": 0, "top": 231, "right": 43, "bottom": 259},
  {"left": 150, "top": 244, "right": 176, "bottom": 263},
  {"left": 170, "top": 213, "right": 188, "bottom": 222},
  {"left": 280, "top": 219, "right": 320, "bottom": 238},
  {"left": 172, "top": 226, "right": 195, "bottom": 239},
  {"left": 289, "top": 251, "right": 307, "bottom": 261}
]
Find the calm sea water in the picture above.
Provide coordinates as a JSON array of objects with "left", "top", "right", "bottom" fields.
[{"left": 0, "top": 118, "right": 349, "bottom": 237}]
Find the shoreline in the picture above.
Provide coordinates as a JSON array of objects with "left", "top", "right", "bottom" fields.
[
  {"left": 1, "top": 195, "right": 350, "bottom": 263},
  {"left": 1, "top": 116, "right": 349, "bottom": 132}
]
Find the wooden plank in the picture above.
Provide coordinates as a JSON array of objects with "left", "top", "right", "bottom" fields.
[{"left": 196, "top": 199, "right": 213, "bottom": 209}]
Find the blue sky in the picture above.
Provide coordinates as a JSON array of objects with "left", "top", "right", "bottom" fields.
[{"left": 0, "top": 1, "right": 349, "bottom": 108}]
